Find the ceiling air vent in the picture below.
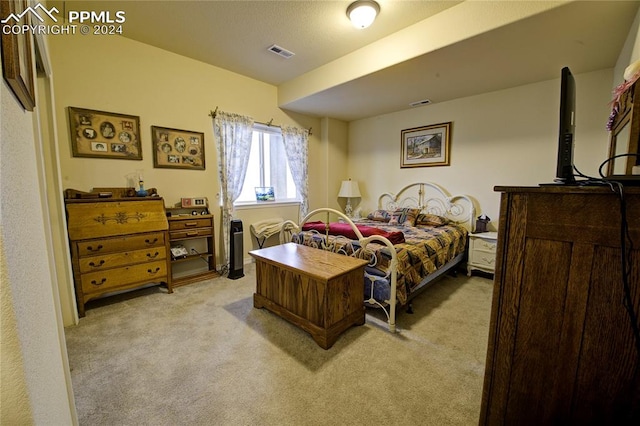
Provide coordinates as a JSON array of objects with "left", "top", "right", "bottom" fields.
[
  {"left": 268, "top": 44, "right": 295, "bottom": 59},
  {"left": 409, "top": 99, "right": 431, "bottom": 107}
]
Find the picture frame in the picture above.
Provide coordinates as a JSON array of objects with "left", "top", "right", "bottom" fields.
[
  {"left": 152, "top": 126, "right": 205, "bottom": 170},
  {"left": 400, "top": 122, "right": 452, "bottom": 168},
  {"left": 1, "top": 0, "right": 36, "bottom": 111},
  {"left": 255, "top": 187, "right": 275, "bottom": 202},
  {"left": 68, "top": 107, "right": 142, "bottom": 160}
]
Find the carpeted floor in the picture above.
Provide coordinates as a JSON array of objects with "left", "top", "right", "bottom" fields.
[{"left": 64, "top": 264, "right": 493, "bottom": 425}]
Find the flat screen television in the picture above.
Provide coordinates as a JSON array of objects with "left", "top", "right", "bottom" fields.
[{"left": 555, "top": 66, "right": 577, "bottom": 184}]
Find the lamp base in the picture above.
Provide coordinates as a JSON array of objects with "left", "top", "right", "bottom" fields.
[{"left": 345, "top": 199, "right": 353, "bottom": 217}]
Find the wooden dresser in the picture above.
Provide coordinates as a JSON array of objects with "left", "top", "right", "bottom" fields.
[
  {"left": 65, "top": 196, "right": 172, "bottom": 316},
  {"left": 480, "top": 185, "right": 640, "bottom": 425}
]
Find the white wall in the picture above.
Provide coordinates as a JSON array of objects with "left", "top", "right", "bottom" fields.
[
  {"left": 347, "top": 69, "right": 614, "bottom": 228},
  {"left": 1, "top": 68, "right": 76, "bottom": 424}
]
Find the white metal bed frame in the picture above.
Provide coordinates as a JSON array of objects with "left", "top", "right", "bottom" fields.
[{"left": 280, "top": 182, "right": 475, "bottom": 332}]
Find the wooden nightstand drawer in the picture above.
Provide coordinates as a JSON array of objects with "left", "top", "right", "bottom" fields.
[
  {"left": 76, "top": 232, "right": 165, "bottom": 256},
  {"left": 170, "top": 227, "right": 212, "bottom": 239},
  {"left": 79, "top": 247, "right": 167, "bottom": 273},
  {"left": 168, "top": 217, "right": 212, "bottom": 231}
]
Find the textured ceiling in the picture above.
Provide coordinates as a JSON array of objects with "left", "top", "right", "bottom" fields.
[{"left": 55, "top": 1, "right": 640, "bottom": 121}]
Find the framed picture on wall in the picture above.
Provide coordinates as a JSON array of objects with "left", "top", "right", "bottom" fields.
[
  {"left": 1, "top": 0, "right": 36, "bottom": 111},
  {"left": 400, "top": 122, "right": 452, "bottom": 168},
  {"left": 152, "top": 126, "right": 205, "bottom": 170},
  {"left": 68, "top": 107, "right": 142, "bottom": 160},
  {"left": 255, "top": 187, "right": 275, "bottom": 202}
]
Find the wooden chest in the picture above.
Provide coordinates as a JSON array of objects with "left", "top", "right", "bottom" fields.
[
  {"left": 250, "top": 243, "right": 368, "bottom": 349},
  {"left": 65, "top": 198, "right": 172, "bottom": 316}
]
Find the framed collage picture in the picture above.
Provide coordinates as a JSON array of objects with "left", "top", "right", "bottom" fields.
[
  {"left": 1, "top": 0, "right": 36, "bottom": 111},
  {"left": 68, "top": 107, "right": 142, "bottom": 160},
  {"left": 152, "top": 126, "right": 205, "bottom": 170},
  {"left": 400, "top": 122, "right": 452, "bottom": 168}
]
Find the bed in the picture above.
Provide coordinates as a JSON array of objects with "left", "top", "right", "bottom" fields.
[{"left": 279, "top": 182, "right": 475, "bottom": 332}]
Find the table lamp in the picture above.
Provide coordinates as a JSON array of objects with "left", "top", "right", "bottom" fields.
[{"left": 338, "top": 179, "right": 361, "bottom": 217}]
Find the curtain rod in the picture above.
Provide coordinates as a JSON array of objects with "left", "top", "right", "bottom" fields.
[{"left": 209, "top": 106, "right": 312, "bottom": 135}]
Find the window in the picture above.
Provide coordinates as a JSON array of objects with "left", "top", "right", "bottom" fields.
[{"left": 235, "top": 124, "right": 299, "bottom": 204}]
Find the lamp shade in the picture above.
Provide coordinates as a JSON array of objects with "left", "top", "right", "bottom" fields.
[
  {"left": 338, "top": 180, "right": 361, "bottom": 198},
  {"left": 347, "top": 0, "right": 380, "bottom": 29}
]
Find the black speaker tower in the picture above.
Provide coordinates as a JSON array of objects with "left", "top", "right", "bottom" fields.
[{"left": 228, "top": 219, "right": 244, "bottom": 279}]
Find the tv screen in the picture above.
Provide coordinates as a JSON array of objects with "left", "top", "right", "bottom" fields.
[{"left": 555, "top": 66, "right": 576, "bottom": 183}]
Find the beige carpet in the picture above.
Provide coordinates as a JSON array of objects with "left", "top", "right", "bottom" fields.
[{"left": 65, "top": 264, "right": 493, "bottom": 426}]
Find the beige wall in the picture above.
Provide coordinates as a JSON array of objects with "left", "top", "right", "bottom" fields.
[
  {"left": 48, "top": 33, "right": 328, "bottom": 316},
  {"left": 348, "top": 68, "right": 614, "bottom": 229}
]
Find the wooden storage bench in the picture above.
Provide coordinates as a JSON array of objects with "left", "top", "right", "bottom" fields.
[{"left": 249, "top": 243, "right": 368, "bottom": 349}]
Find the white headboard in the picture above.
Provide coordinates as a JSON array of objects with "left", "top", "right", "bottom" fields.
[{"left": 377, "top": 182, "right": 476, "bottom": 232}]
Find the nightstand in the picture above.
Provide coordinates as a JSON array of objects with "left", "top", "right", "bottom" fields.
[
  {"left": 166, "top": 207, "right": 218, "bottom": 287},
  {"left": 467, "top": 231, "right": 498, "bottom": 276}
]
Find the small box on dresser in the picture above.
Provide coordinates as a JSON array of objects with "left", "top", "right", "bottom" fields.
[{"left": 65, "top": 196, "right": 172, "bottom": 317}]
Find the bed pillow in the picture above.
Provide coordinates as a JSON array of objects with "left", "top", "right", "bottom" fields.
[
  {"left": 367, "top": 209, "right": 392, "bottom": 222},
  {"left": 416, "top": 213, "right": 450, "bottom": 227},
  {"left": 388, "top": 208, "right": 420, "bottom": 227},
  {"left": 302, "top": 221, "right": 405, "bottom": 244}
]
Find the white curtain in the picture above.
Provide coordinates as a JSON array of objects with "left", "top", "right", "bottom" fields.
[
  {"left": 282, "top": 126, "right": 309, "bottom": 219},
  {"left": 213, "top": 111, "right": 254, "bottom": 272}
]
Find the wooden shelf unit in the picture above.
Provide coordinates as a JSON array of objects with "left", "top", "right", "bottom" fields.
[{"left": 166, "top": 207, "right": 218, "bottom": 287}]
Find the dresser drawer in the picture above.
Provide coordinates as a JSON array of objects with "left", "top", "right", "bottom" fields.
[
  {"left": 470, "top": 250, "right": 496, "bottom": 269},
  {"left": 79, "top": 247, "right": 167, "bottom": 273},
  {"left": 76, "top": 232, "right": 165, "bottom": 256},
  {"left": 472, "top": 238, "right": 497, "bottom": 252},
  {"left": 169, "top": 218, "right": 212, "bottom": 231},
  {"left": 80, "top": 260, "right": 168, "bottom": 295},
  {"left": 170, "top": 227, "right": 212, "bottom": 240}
]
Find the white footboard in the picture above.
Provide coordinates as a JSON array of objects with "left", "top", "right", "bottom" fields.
[{"left": 280, "top": 208, "right": 399, "bottom": 333}]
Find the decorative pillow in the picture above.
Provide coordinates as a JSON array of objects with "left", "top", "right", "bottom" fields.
[
  {"left": 388, "top": 208, "right": 420, "bottom": 227},
  {"left": 367, "top": 209, "right": 392, "bottom": 222},
  {"left": 416, "top": 213, "right": 450, "bottom": 227}
]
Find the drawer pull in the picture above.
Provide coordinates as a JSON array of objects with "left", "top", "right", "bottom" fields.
[
  {"left": 147, "top": 267, "right": 161, "bottom": 274},
  {"left": 145, "top": 238, "right": 158, "bottom": 245},
  {"left": 87, "top": 244, "right": 103, "bottom": 252},
  {"left": 90, "top": 278, "right": 107, "bottom": 286},
  {"left": 184, "top": 222, "right": 198, "bottom": 227},
  {"left": 186, "top": 231, "right": 198, "bottom": 237},
  {"left": 146, "top": 251, "right": 160, "bottom": 259},
  {"left": 88, "top": 260, "right": 106, "bottom": 268}
]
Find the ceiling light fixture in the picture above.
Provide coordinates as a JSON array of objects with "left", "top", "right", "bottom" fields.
[{"left": 346, "top": 0, "right": 380, "bottom": 29}]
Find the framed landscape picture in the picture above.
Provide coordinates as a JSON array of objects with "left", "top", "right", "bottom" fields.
[
  {"left": 400, "top": 122, "right": 451, "bottom": 168},
  {"left": 152, "top": 126, "right": 205, "bottom": 170},
  {"left": 255, "top": 187, "right": 275, "bottom": 202},
  {"left": 68, "top": 107, "right": 142, "bottom": 160}
]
